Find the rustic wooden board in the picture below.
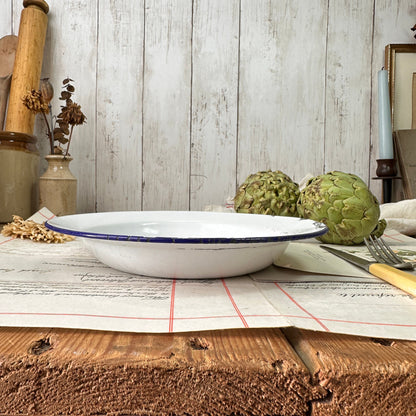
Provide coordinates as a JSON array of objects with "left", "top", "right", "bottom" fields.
[
  {"left": 96, "top": 0, "right": 144, "bottom": 211},
  {"left": 372, "top": 0, "right": 416, "bottom": 201},
  {"left": 1, "top": 7, "right": 12, "bottom": 46},
  {"left": 1, "top": 3, "right": 11, "bottom": 35},
  {"left": 6, "top": 0, "right": 416, "bottom": 211},
  {"left": 237, "top": 0, "right": 327, "bottom": 186},
  {"left": 0, "top": 327, "right": 325, "bottom": 415},
  {"left": 28, "top": 0, "right": 98, "bottom": 213},
  {"left": 284, "top": 328, "right": 416, "bottom": 415},
  {"left": 190, "top": 0, "right": 239, "bottom": 210},
  {"left": 324, "top": 1, "right": 373, "bottom": 181},
  {"left": 142, "top": 0, "right": 192, "bottom": 211}
]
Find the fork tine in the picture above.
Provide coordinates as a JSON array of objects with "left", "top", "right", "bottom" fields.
[
  {"left": 377, "top": 237, "right": 404, "bottom": 263},
  {"left": 365, "top": 235, "right": 415, "bottom": 270},
  {"left": 370, "top": 235, "right": 402, "bottom": 264},
  {"left": 365, "top": 235, "right": 401, "bottom": 265},
  {"left": 364, "top": 237, "right": 386, "bottom": 263},
  {"left": 368, "top": 235, "right": 394, "bottom": 263}
]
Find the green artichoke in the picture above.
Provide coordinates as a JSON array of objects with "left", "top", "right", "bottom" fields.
[
  {"left": 297, "top": 171, "right": 386, "bottom": 245},
  {"left": 234, "top": 170, "right": 300, "bottom": 216}
]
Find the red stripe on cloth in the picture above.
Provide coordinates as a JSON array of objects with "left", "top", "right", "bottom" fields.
[
  {"left": 222, "top": 279, "right": 249, "bottom": 328},
  {"left": 384, "top": 232, "right": 408, "bottom": 243},
  {"left": 39, "top": 211, "right": 56, "bottom": 221},
  {"left": 0, "top": 311, "right": 169, "bottom": 320},
  {"left": 0, "top": 237, "right": 15, "bottom": 245},
  {"left": 169, "top": 279, "right": 176, "bottom": 332},
  {"left": 321, "top": 317, "right": 416, "bottom": 327},
  {"left": 274, "top": 282, "right": 330, "bottom": 331},
  {"left": 0, "top": 311, "right": 414, "bottom": 329}
]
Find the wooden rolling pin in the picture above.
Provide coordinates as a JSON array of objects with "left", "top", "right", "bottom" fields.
[
  {"left": 5, "top": 0, "right": 49, "bottom": 135},
  {"left": 0, "top": 35, "right": 18, "bottom": 130}
]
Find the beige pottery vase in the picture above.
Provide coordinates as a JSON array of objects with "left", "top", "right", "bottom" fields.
[
  {"left": 0, "top": 131, "right": 39, "bottom": 222},
  {"left": 39, "top": 155, "right": 77, "bottom": 216}
]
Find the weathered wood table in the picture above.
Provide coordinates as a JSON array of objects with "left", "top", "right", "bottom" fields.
[{"left": 0, "top": 326, "right": 415, "bottom": 415}]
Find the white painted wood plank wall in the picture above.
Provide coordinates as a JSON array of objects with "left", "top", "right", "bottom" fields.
[{"left": 2, "top": 0, "right": 415, "bottom": 213}]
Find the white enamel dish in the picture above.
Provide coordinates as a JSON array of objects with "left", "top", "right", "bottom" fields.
[{"left": 45, "top": 211, "right": 327, "bottom": 279}]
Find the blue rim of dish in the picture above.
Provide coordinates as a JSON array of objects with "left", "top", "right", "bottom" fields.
[{"left": 45, "top": 219, "right": 328, "bottom": 244}]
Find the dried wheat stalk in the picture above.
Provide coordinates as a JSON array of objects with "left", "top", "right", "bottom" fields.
[{"left": 1, "top": 215, "right": 74, "bottom": 243}]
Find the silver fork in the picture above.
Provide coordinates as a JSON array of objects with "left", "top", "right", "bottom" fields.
[{"left": 364, "top": 235, "right": 415, "bottom": 270}]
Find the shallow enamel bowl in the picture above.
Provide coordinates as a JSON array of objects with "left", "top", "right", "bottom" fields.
[{"left": 46, "top": 211, "right": 327, "bottom": 279}]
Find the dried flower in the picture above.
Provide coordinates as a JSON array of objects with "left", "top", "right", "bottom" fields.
[
  {"left": 21, "top": 77, "right": 86, "bottom": 156},
  {"left": 22, "top": 89, "right": 49, "bottom": 113},
  {"left": 59, "top": 103, "right": 86, "bottom": 126}
]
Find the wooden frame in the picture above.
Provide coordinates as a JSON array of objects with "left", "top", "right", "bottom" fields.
[
  {"left": 393, "top": 129, "right": 416, "bottom": 199},
  {"left": 385, "top": 44, "right": 416, "bottom": 131}
]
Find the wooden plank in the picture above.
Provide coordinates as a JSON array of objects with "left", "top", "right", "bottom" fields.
[
  {"left": 142, "top": 0, "right": 192, "bottom": 211},
  {"left": 190, "top": 0, "right": 239, "bottom": 210},
  {"left": 7, "top": 0, "right": 414, "bottom": 211},
  {"left": 0, "top": 2, "right": 12, "bottom": 37},
  {"left": 0, "top": 3, "right": 12, "bottom": 131},
  {"left": 372, "top": 0, "right": 416, "bottom": 202},
  {"left": 237, "top": 0, "right": 326, "bottom": 186},
  {"left": 284, "top": 328, "right": 416, "bottom": 415},
  {"left": 0, "top": 327, "right": 325, "bottom": 415},
  {"left": 31, "top": 0, "right": 98, "bottom": 213},
  {"left": 324, "top": 0, "right": 373, "bottom": 181},
  {"left": 11, "top": 0, "right": 19, "bottom": 34},
  {"left": 393, "top": 129, "right": 416, "bottom": 199},
  {"left": 96, "top": 1, "right": 144, "bottom": 211}
]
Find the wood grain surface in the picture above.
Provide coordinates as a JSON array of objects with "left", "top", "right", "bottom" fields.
[
  {"left": 3, "top": 1, "right": 415, "bottom": 212},
  {"left": 30, "top": 0, "right": 98, "bottom": 213},
  {"left": 238, "top": 0, "right": 327, "bottom": 186},
  {"left": 0, "top": 326, "right": 415, "bottom": 414},
  {"left": 0, "top": 327, "right": 326, "bottom": 415},
  {"left": 190, "top": 0, "right": 239, "bottom": 210},
  {"left": 142, "top": 0, "right": 193, "bottom": 211},
  {"left": 96, "top": 0, "right": 144, "bottom": 212},
  {"left": 5, "top": 0, "right": 48, "bottom": 135},
  {"left": 284, "top": 328, "right": 416, "bottom": 416},
  {"left": 324, "top": 0, "right": 373, "bottom": 180},
  {"left": 370, "top": 0, "right": 415, "bottom": 198}
]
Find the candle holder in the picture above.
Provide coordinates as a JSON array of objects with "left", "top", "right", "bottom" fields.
[
  {"left": 376, "top": 159, "right": 397, "bottom": 177},
  {"left": 373, "top": 159, "right": 400, "bottom": 203}
]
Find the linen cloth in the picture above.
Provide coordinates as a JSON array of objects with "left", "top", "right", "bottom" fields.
[{"left": 380, "top": 199, "right": 416, "bottom": 236}]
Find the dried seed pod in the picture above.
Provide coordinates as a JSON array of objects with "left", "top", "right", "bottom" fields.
[
  {"left": 60, "top": 91, "right": 71, "bottom": 101},
  {"left": 40, "top": 78, "right": 54, "bottom": 104}
]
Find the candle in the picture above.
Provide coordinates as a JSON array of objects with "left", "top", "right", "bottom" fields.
[{"left": 378, "top": 69, "right": 394, "bottom": 159}]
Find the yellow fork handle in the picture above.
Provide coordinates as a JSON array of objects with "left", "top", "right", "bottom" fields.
[{"left": 369, "top": 263, "right": 416, "bottom": 297}]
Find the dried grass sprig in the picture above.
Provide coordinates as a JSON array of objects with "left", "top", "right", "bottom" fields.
[{"left": 2, "top": 215, "right": 75, "bottom": 243}]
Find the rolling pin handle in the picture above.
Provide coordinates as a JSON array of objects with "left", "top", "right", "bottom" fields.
[{"left": 23, "top": 0, "right": 49, "bottom": 14}]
